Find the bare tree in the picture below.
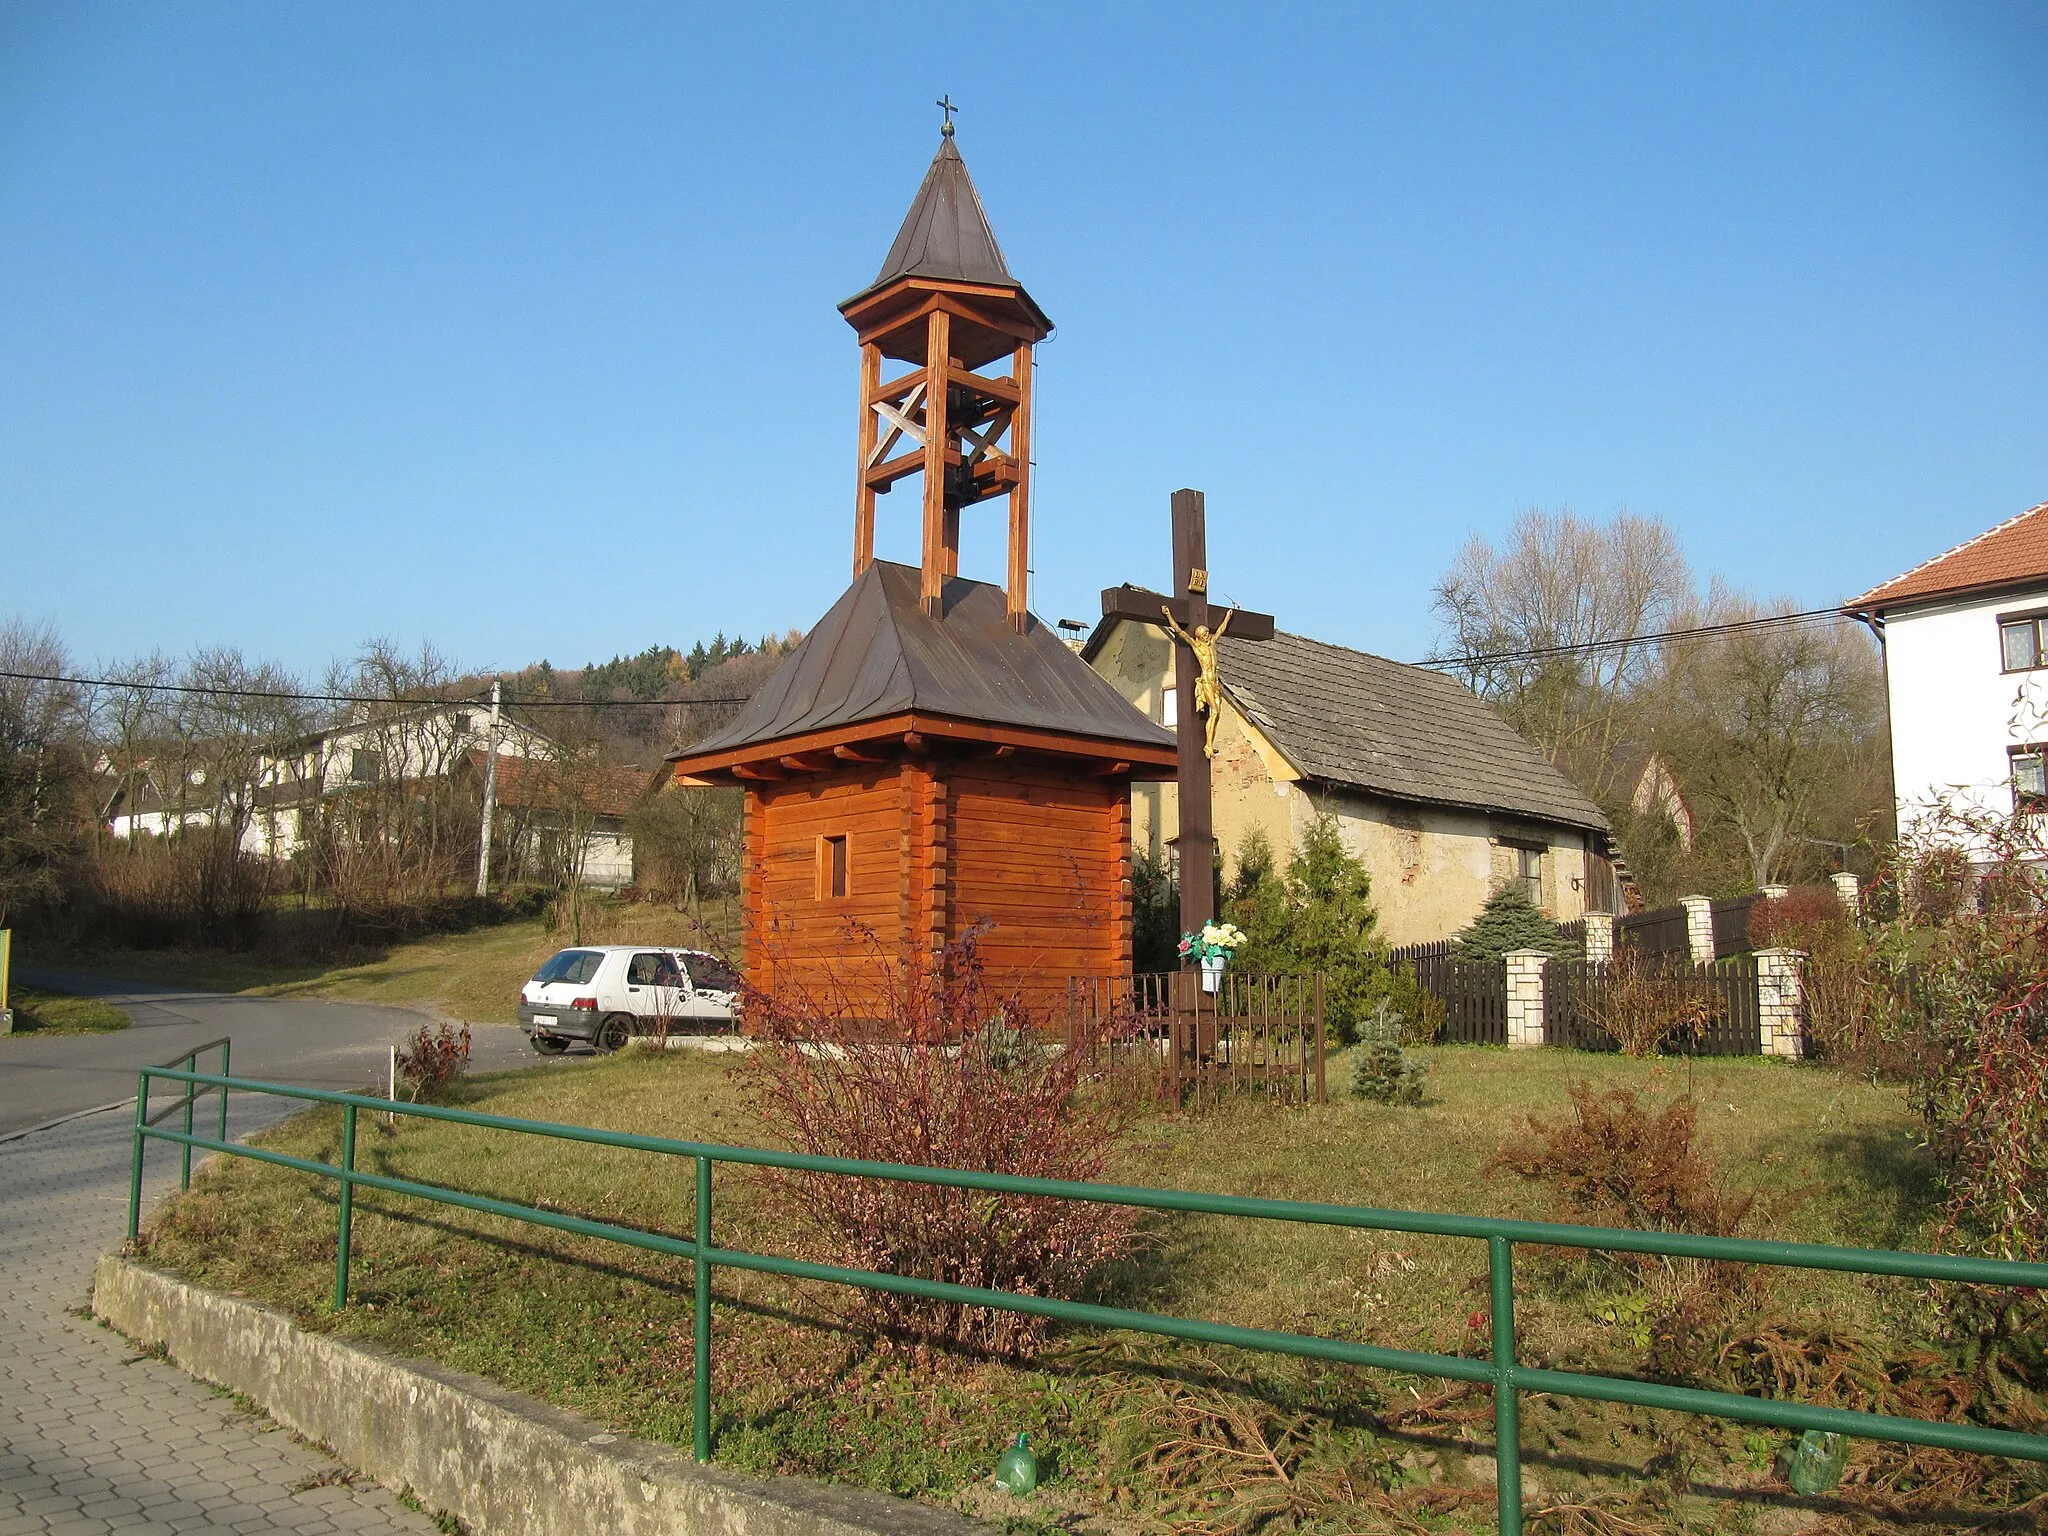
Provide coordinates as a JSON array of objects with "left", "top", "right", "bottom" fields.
[
  {"left": 1433, "top": 508, "right": 1690, "bottom": 800},
  {"left": 629, "top": 783, "right": 742, "bottom": 930},
  {"left": 0, "top": 621, "right": 86, "bottom": 928},
  {"left": 1647, "top": 593, "right": 1886, "bottom": 888}
]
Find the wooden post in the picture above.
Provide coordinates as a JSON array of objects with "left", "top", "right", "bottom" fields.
[
  {"left": 740, "top": 789, "right": 766, "bottom": 1012},
  {"left": 921, "top": 310, "right": 953, "bottom": 617},
  {"left": 854, "top": 343, "right": 880, "bottom": 577},
  {"left": 1171, "top": 489, "right": 1214, "bottom": 939},
  {"left": 1007, "top": 343, "right": 1033, "bottom": 633}
]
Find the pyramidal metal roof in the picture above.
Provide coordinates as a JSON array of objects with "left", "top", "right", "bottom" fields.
[
  {"left": 672, "top": 562, "right": 1177, "bottom": 763},
  {"left": 859, "top": 135, "right": 1016, "bottom": 295}
]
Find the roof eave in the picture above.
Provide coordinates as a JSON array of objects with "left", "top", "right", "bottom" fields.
[{"left": 1845, "top": 571, "right": 2048, "bottom": 619}]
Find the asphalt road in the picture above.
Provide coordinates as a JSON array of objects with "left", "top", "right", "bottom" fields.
[{"left": 1, "top": 972, "right": 574, "bottom": 1139}]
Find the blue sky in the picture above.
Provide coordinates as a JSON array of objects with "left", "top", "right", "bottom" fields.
[{"left": 3, "top": 2, "right": 2043, "bottom": 679}]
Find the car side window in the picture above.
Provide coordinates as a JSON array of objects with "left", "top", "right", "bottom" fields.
[
  {"left": 627, "top": 952, "right": 665, "bottom": 986},
  {"left": 683, "top": 954, "right": 739, "bottom": 993}
]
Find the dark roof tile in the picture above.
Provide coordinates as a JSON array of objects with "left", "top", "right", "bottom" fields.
[
  {"left": 1217, "top": 630, "right": 1609, "bottom": 834},
  {"left": 674, "top": 562, "right": 1175, "bottom": 762}
]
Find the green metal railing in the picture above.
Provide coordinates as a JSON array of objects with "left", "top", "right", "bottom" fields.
[
  {"left": 128, "top": 1038, "right": 231, "bottom": 1232},
  {"left": 130, "top": 1061, "right": 2048, "bottom": 1535}
]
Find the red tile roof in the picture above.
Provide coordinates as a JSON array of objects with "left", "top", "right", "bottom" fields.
[
  {"left": 465, "top": 751, "right": 652, "bottom": 819},
  {"left": 1849, "top": 499, "right": 2048, "bottom": 612}
]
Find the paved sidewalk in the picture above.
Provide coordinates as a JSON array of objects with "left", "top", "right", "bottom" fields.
[{"left": 0, "top": 1102, "right": 438, "bottom": 1535}]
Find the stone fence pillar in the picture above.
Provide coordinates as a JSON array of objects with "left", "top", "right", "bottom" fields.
[
  {"left": 1754, "top": 947, "right": 1807, "bottom": 1058},
  {"left": 1831, "top": 871, "right": 1861, "bottom": 917},
  {"left": 1582, "top": 911, "right": 1615, "bottom": 964},
  {"left": 1682, "top": 895, "right": 1716, "bottom": 967},
  {"left": 1505, "top": 949, "right": 1549, "bottom": 1048},
  {"left": 1759, "top": 883, "right": 1789, "bottom": 901}
]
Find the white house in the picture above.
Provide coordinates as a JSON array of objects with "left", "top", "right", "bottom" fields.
[
  {"left": 1847, "top": 497, "right": 2048, "bottom": 835},
  {"left": 239, "top": 702, "right": 554, "bottom": 863}
]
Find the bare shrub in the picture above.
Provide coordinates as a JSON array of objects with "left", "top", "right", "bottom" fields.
[
  {"left": 395, "top": 1021, "right": 472, "bottom": 1102},
  {"left": 1490, "top": 1081, "right": 1753, "bottom": 1241},
  {"left": 1584, "top": 947, "right": 1712, "bottom": 1058},
  {"left": 739, "top": 927, "right": 1140, "bottom": 1353},
  {"left": 1492, "top": 1082, "right": 1765, "bottom": 1385}
]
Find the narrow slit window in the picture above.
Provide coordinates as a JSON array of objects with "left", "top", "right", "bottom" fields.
[{"left": 820, "top": 834, "right": 848, "bottom": 899}]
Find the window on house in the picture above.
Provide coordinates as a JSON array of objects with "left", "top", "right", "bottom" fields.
[
  {"left": 2000, "top": 613, "right": 2048, "bottom": 672},
  {"left": 2011, "top": 745, "right": 2048, "bottom": 811},
  {"left": 818, "top": 834, "right": 848, "bottom": 899},
  {"left": 349, "top": 748, "right": 383, "bottom": 783},
  {"left": 452, "top": 712, "right": 472, "bottom": 735},
  {"left": 1516, "top": 845, "right": 1544, "bottom": 905}
]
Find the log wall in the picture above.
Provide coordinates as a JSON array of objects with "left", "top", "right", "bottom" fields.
[{"left": 742, "top": 756, "right": 1132, "bottom": 1025}]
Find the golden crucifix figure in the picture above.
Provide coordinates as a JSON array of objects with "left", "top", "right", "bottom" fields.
[{"left": 1160, "top": 605, "right": 1233, "bottom": 759}]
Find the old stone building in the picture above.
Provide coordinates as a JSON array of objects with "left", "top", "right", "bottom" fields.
[{"left": 1084, "top": 617, "right": 1619, "bottom": 947}]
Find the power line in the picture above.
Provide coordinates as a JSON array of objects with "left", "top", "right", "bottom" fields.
[
  {"left": 4, "top": 601, "right": 1862, "bottom": 708},
  {"left": 1412, "top": 604, "right": 1856, "bottom": 671},
  {"left": 0, "top": 668, "right": 753, "bottom": 710}
]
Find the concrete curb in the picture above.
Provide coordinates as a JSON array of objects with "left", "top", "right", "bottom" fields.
[{"left": 94, "top": 1253, "right": 993, "bottom": 1536}]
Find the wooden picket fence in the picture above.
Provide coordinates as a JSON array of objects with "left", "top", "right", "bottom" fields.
[
  {"left": 1062, "top": 971, "right": 1326, "bottom": 1104},
  {"left": 1388, "top": 940, "right": 1507, "bottom": 1044},
  {"left": 1544, "top": 955, "right": 1764, "bottom": 1056},
  {"left": 1391, "top": 943, "right": 1767, "bottom": 1056}
]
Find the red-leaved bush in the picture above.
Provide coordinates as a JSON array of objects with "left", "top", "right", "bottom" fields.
[
  {"left": 738, "top": 926, "right": 1141, "bottom": 1353},
  {"left": 1747, "top": 883, "right": 1848, "bottom": 950},
  {"left": 395, "top": 1020, "right": 472, "bottom": 1102}
]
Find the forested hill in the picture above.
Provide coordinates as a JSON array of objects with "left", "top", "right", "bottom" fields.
[{"left": 499, "top": 631, "right": 803, "bottom": 768}]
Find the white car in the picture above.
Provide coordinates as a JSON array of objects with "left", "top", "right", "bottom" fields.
[{"left": 518, "top": 945, "right": 740, "bottom": 1054}]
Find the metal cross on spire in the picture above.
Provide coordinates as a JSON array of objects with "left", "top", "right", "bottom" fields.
[{"left": 936, "top": 94, "right": 958, "bottom": 136}]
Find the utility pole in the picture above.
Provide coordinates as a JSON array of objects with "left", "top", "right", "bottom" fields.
[{"left": 476, "top": 680, "right": 502, "bottom": 897}]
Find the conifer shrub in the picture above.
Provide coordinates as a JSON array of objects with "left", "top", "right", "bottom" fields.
[
  {"left": 1348, "top": 999, "right": 1428, "bottom": 1105},
  {"left": 1449, "top": 882, "right": 1571, "bottom": 964},
  {"left": 1489, "top": 1081, "right": 1761, "bottom": 1364},
  {"left": 739, "top": 928, "right": 1140, "bottom": 1353},
  {"left": 1225, "top": 812, "right": 1420, "bottom": 1044}
]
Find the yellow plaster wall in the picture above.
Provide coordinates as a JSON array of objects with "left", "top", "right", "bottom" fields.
[{"left": 1088, "top": 621, "right": 1596, "bottom": 946}]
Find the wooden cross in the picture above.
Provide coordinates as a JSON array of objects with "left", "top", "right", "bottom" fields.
[
  {"left": 937, "top": 95, "right": 958, "bottom": 136},
  {"left": 1099, "top": 488, "right": 1275, "bottom": 939}
]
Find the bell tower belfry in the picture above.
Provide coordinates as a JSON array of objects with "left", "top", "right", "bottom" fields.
[
  {"left": 669, "top": 111, "right": 1175, "bottom": 1024},
  {"left": 839, "top": 112, "right": 1052, "bottom": 631}
]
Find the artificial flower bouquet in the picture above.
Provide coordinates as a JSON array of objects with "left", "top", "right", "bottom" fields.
[{"left": 1177, "top": 921, "right": 1247, "bottom": 965}]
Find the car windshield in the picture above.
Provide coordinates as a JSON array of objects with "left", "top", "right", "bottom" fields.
[
  {"left": 532, "top": 949, "right": 604, "bottom": 986},
  {"left": 682, "top": 953, "right": 739, "bottom": 992}
]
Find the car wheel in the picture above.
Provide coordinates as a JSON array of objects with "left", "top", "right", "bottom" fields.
[
  {"left": 595, "top": 1014, "right": 633, "bottom": 1054},
  {"left": 532, "top": 1034, "right": 570, "bottom": 1056}
]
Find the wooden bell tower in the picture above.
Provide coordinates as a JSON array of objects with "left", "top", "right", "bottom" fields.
[
  {"left": 839, "top": 114, "right": 1052, "bottom": 630},
  {"left": 668, "top": 114, "right": 1175, "bottom": 1024}
]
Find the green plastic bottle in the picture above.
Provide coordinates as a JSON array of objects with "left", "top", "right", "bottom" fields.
[
  {"left": 1785, "top": 1430, "right": 1850, "bottom": 1495},
  {"left": 993, "top": 1432, "right": 1038, "bottom": 1495}
]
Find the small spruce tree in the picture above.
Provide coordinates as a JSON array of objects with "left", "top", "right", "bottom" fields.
[
  {"left": 1453, "top": 883, "right": 1570, "bottom": 964},
  {"left": 1226, "top": 810, "right": 1391, "bottom": 1042}
]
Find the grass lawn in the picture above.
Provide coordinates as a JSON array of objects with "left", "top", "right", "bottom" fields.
[
  {"left": 42, "top": 896, "right": 739, "bottom": 1024},
  {"left": 4, "top": 985, "right": 131, "bottom": 1036},
  {"left": 134, "top": 1044, "right": 2034, "bottom": 1534}
]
